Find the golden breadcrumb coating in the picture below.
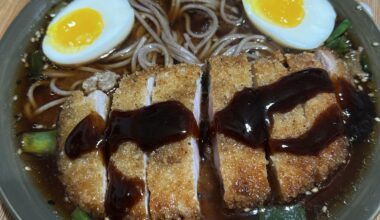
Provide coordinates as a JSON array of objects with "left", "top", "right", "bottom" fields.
[
  {"left": 210, "top": 55, "right": 271, "bottom": 209},
  {"left": 58, "top": 91, "right": 107, "bottom": 217},
  {"left": 148, "top": 64, "right": 201, "bottom": 219},
  {"left": 110, "top": 71, "right": 153, "bottom": 220}
]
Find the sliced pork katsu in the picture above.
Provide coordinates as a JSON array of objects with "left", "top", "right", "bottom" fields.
[
  {"left": 147, "top": 64, "right": 202, "bottom": 219},
  {"left": 285, "top": 52, "right": 349, "bottom": 182},
  {"left": 210, "top": 55, "right": 271, "bottom": 209},
  {"left": 58, "top": 90, "right": 109, "bottom": 217},
  {"left": 252, "top": 51, "right": 349, "bottom": 202},
  {"left": 107, "top": 72, "right": 154, "bottom": 219}
]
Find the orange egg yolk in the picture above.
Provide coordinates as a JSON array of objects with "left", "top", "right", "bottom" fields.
[
  {"left": 249, "top": 0, "right": 305, "bottom": 28},
  {"left": 47, "top": 8, "right": 104, "bottom": 53}
]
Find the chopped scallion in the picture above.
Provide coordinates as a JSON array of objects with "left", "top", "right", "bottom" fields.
[
  {"left": 71, "top": 207, "right": 91, "bottom": 220},
  {"left": 20, "top": 130, "right": 57, "bottom": 155},
  {"left": 326, "top": 19, "right": 352, "bottom": 44},
  {"left": 28, "top": 51, "right": 44, "bottom": 81},
  {"left": 360, "top": 52, "right": 371, "bottom": 73},
  {"left": 259, "top": 204, "right": 306, "bottom": 220}
]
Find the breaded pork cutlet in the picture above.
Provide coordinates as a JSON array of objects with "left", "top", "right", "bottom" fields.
[
  {"left": 58, "top": 90, "right": 110, "bottom": 217},
  {"left": 285, "top": 52, "right": 349, "bottom": 182},
  {"left": 147, "top": 64, "right": 202, "bottom": 219},
  {"left": 210, "top": 55, "right": 271, "bottom": 210},
  {"left": 252, "top": 52, "right": 349, "bottom": 202},
  {"left": 108, "top": 71, "right": 154, "bottom": 219}
]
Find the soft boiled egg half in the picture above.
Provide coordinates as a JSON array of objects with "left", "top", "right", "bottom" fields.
[
  {"left": 242, "top": 0, "right": 336, "bottom": 50},
  {"left": 43, "top": 0, "right": 134, "bottom": 65}
]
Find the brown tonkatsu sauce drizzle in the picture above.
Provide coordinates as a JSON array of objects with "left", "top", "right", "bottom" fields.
[
  {"left": 105, "top": 163, "right": 145, "bottom": 220},
  {"left": 104, "top": 101, "right": 198, "bottom": 218},
  {"left": 64, "top": 101, "right": 199, "bottom": 218},
  {"left": 64, "top": 112, "right": 106, "bottom": 159},
  {"left": 270, "top": 105, "right": 344, "bottom": 154},
  {"left": 213, "top": 68, "right": 341, "bottom": 154},
  {"left": 105, "top": 100, "right": 198, "bottom": 154}
]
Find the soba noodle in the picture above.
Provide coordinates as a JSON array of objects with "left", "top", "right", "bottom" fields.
[{"left": 25, "top": 0, "right": 279, "bottom": 118}]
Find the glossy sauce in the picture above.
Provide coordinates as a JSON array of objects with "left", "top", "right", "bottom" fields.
[
  {"left": 64, "top": 112, "right": 106, "bottom": 159},
  {"left": 213, "top": 68, "right": 338, "bottom": 154},
  {"left": 68, "top": 101, "right": 196, "bottom": 218},
  {"left": 105, "top": 101, "right": 198, "bottom": 154},
  {"left": 105, "top": 163, "right": 145, "bottom": 220},
  {"left": 270, "top": 105, "right": 344, "bottom": 154}
]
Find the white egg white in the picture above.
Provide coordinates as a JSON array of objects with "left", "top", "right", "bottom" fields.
[
  {"left": 243, "top": 0, "right": 336, "bottom": 50},
  {"left": 43, "top": 0, "right": 135, "bottom": 65}
]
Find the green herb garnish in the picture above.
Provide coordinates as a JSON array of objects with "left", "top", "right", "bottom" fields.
[
  {"left": 326, "top": 19, "right": 352, "bottom": 55},
  {"left": 259, "top": 204, "right": 306, "bottom": 220},
  {"left": 71, "top": 207, "right": 91, "bottom": 220},
  {"left": 20, "top": 130, "right": 57, "bottom": 155},
  {"left": 28, "top": 51, "right": 44, "bottom": 81}
]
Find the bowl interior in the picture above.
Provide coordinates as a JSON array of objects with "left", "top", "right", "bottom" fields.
[{"left": 0, "top": 0, "right": 379, "bottom": 219}]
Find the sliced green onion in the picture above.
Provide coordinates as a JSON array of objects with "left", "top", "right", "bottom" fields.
[
  {"left": 28, "top": 51, "right": 44, "bottom": 82},
  {"left": 71, "top": 207, "right": 91, "bottom": 220},
  {"left": 360, "top": 52, "right": 371, "bottom": 73},
  {"left": 20, "top": 130, "right": 57, "bottom": 155},
  {"left": 326, "top": 19, "right": 352, "bottom": 44},
  {"left": 259, "top": 204, "right": 306, "bottom": 220},
  {"left": 326, "top": 35, "right": 352, "bottom": 55}
]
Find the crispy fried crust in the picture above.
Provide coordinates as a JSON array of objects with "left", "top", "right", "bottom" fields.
[
  {"left": 58, "top": 91, "right": 107, "bottom": 217},
  {"left": 216, "top": 134, "right": 269, "bottom": 209},
  {"left": 210, "top": 55, "right": 271, "bottom": 209},
  {"left": 252, "top": 53, "right": 349, "bottom": 202},
  {"left": 152, "top": 64, "right": 200, "bottom": 110},
  {"left": 112, "top": 71, "right": 152, "bottom": 111},
  {"left": 110, "top": 71, "right": 152, "bottom": 220},
  {"left": 148, "top": 64, "right": 201, "bottom": 219},
  {"left": 148, "top": 138, "right": 200, "bottom": 219},
  {"left": 315, "top": 48, "right": 353, "bottom": 83},
  {"left": 286, "top": 53, "right": 349, "bottom": 183},
  {"left": 210, "top": 55, "right": 253, "bottom": 112}
]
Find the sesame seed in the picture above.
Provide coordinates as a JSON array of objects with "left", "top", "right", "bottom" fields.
[
  {"left": 244, "top": 208, "right": 250, "bottom": 212},
  {"left": 358, "top": 85, "right": 363, "bottom": 91},
  {"left": 356, "top": 5, "right": 363, "bottom": 10},
  {"left": 311, "top": 187, "right": 319, "bottom": 193},
  {"left": 322, "top": 206, "right": 328, "bottom": 213},
  {"left": 17, "top": 149, "right": 23, "bottom": 155},
  {"left": 372, "top": 42, "right": 380, "bottom": 47},
  {"left": 13, "top": 95, "right": 18, "bottom": 101},
  {"left": 305, "top": 191, "right": 312, "bottom": 195},
  {"left": 374, "top": 117, "right": 380, "bottom": 122},
  {"left": 24, "top": 166, "right": 31, "bottom": 171},
  {"left": 104, "top": 217, "right": 110, "bottom": 220}
]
